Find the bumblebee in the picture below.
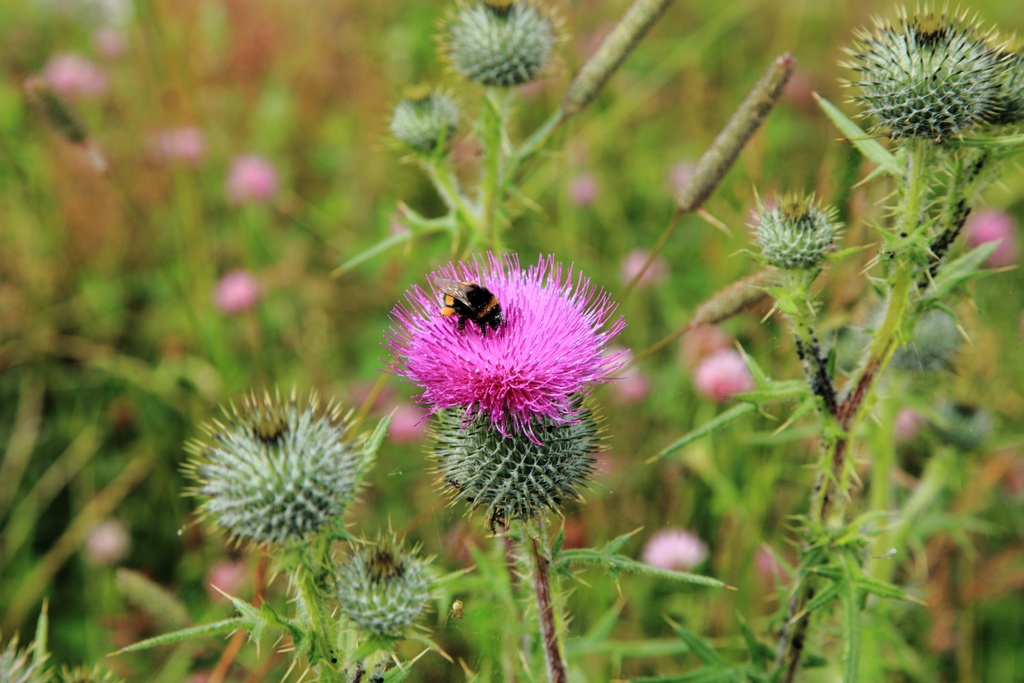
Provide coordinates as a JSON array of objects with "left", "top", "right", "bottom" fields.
[{"left": 433, "top": 277, "right": 503, "bottom": 332}]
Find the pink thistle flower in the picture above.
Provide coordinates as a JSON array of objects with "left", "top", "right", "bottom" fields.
[
  {"left": 205, "top": 559, "right": 248, "bottom": 601},
  {"left": 894, "top": 407, "right": 924, "bottom": 442},
  {"left": 214, "top": 270, "right": 261, "bottom": 314},
  {"left": 620, "top": 248, "right": 668, "bottom": 289},
  {"left": 93, "top": 28, "right": 128, "bottom": 60},
  {"left": 693, "top": 348, "right": 755, "bottom": 402},
  {"left": 679, "top": 325, "right": 732, "bottom": 369},
  {"left": 965, "top": 208, "right": 1018, "bottom": 267},
  {"left": 151, "top": 126, "right": 206, "bottom": 165},
  {"left": 226, "top": 154, "right": 278, "bottom": 204},
  {"left": 755, "top": 546, "right": 790, "bottom": 582},
  {"left": 386, "top": 253, "right": 626, "bottom": 442},
  {"left": 84, "top": 519, "right": 131, "bottom": 565},
  {"left": 42, "top": 53, "right": 108, "bottom": 99},
  {"left": 567, "top": 173, "right": 599, "bottom": 207},
  {"left": 388, "top": 404, "right": 428, "bottom": 443},
  {"left": 642, "top": 528, "right": 708, "bottom": 571},
  {"left": 667, "top": 160, "right": 696, "bottom": 195}
]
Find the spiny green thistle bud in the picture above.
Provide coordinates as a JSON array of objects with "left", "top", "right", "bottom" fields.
[
  {"left": 433, "top": 396, "right": 600, "bottom": 530},
  {"left": 933, "top": 400, "right": 992, "bottom": 451},
  {"left": 390, "top": 85, "right": 460, "bottom": 153},
  {"left": 843, "top": 6, "right": 1009, "bottom": 141},
  {"left": 891, "top": 309, "right": 961, "bottom": 373},
  {"left": 754, "top": 193, "right": 841, "bottom": 270},
  {"left": 60, "top": 666, "right": 123, "bottom": 683},
  {"left": 336, "top": 533, "right": 433, "bottom": 640},
  {"left": 184, "top": 390, "right": 373, "bottom": 547},
  {"left": 992, "top": 49, "right": 1024, "bottom": 125},
  {"left": 0, "top": 636, "right": 50, "bottom": 683},
  {"left": 444, "top": 0, "right": 557, "bottom": 88}
]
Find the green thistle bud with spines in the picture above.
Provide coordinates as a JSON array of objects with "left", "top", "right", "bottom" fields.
[
  {"left": 843, "top": 6, "right": 1010, "bottom": 141},
  {"left": 992, "top": 47, "right": 1024, "bottom": 125},
  {"left": 444, "top": 0, "right": 557, "bottom": 88},
  {"left": 60, "top": 666, "right": 123, "bottom": 683},
  {"left": 390, "top": 85, "right": 460, "bottom": 153},
  {"left": 432, "top": 395, "right": 601, "bottom": 529},
  {"left": 933, "top": 400, "right": 992, "bottom": 451},
  {"left": 754, "top": 193, "right": 841, "bottom": 270},
  {"left": 0, "top": 636, "right": 50, "bottom": 683},
  {"left": 891, "top": 309, "right": 962, "bottom": 373},
  {"left": 184, "top": 390, "right": 373, "bottom": 547},
  {"left": 336, "top": 533, "right": 434, "bottom": 640}
]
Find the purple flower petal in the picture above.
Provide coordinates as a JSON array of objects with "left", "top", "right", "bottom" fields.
[{"left": 385, "top": 253, "right": 626, "bottom": 442}]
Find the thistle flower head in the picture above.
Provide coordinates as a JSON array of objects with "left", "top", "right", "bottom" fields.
[
  {"left": 385, "top": 253, "right": 626, "bottom": 442},
  {"left": 184, "top": 390, "right": 373, "bottom": 547},
  {"left": 444, "top": 0, "right": 557, "bottom": 87},
  {"left": 433, "top": 395, "right": 601, "bottom": 527},
  {"left": 753, "top": 193, "right": 841, "bottom": 270},
  {"left": 336, "top": 533, "right": 434, "bottom": 640},
  {"left": 0, "top": 636, "right": 50, "bottom": 683},
  {"left": 390, "top": 85, "right": 460, "bottom": 153},
  {"left": 843, "top": 6, "right": 1009, "bottom": 140}
]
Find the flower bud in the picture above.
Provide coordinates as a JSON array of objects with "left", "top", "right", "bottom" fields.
[
  {"left": 390, "top": 86, "right": 460, "bottom": 153},
  {"left": 444, "top": 1, "right": 556, "bottom": 88},
  {"left": 843, "top": 7, "right": 1008, "bottom": 140},
  {"left": 933, "top": 401, "right": 992, "bottom": 451},
  {"left": 432, "top": 396, "right": 600, "bottom": 529},
  {"left": 993, "top": 50, "right": 1024, "bottom": 125},
  {"left": 891, "top": 309, "right": 961, "bottom": 373},
  {"left": 185, "top": 390, "right": 374, "bottom": 547},
  {"left": 336, "top": 534, "right": 433, "bottom": 640},
  {"left": 754, "top": 193, "right": 840, "bottom": 270}
]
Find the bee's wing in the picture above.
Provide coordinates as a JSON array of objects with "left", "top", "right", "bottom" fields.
[{"left": 432, "top": 277, "right": 473, "bottom": 307}]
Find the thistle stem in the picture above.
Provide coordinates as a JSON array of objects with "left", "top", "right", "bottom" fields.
[
  {"left": 479, "top": 88, "right": 511, "bottom": 251},
  {"left": 528, "top": 533, "right": 568, "bottom": 683}
]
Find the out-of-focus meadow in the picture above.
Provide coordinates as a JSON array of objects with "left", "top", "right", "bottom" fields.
[{"left": 2, "top": 0, "right": 1023, "bottom": 680}]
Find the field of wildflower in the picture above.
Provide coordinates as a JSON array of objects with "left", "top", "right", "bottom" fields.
[{"left": 2, "top": 0, "right": 1024, "bottom": 682}]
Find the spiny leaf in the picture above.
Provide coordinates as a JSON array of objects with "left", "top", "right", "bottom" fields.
[
  {"left": 664, "top": 617, "right": 729, "bottom": 667},
  {"left": 650, "top": 403, "right": 756, "bottom": 461},
  {"left": 113, "top": 618, "right": 252, "bottom": 654},
  {"left": 815, "top": 94, "right": 900, "bottom": 176},
  {"left": 925, "top": 242, "right": 1000, "bottom": 300}
]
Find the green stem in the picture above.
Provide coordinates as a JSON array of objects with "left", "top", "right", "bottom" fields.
[
  {"left": 479, "top": 88, "right": 511, "bottom": 251},
  {"left": 424, "top": 157, "right": 480, "bottom": 246}
]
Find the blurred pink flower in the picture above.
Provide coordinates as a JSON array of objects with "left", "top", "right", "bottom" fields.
[
  {"left": 613, "top": 364, "right": 650, "bottom": 404},
  {"left": 152, "top": 126, "right": 206, "bottom": 165},
  {"left": 567, "top": 173, "right": 599, "bottom": 207},
  {"left": 214, "top": 270, "right": 261, "bottom": 314},
  {"left": 755, "top": 546, "right": 789, "bottom": 581},
  {"left": 42, "top": 53, "right": 108, "bottom": 99},
  {"left": 620, "top": 248, "right": 668, "bottom": 289},
  {"left": 667, "top": 160, "right": 696, "bottom": 195},
  {"left": 679, "top": 325, "right": 732, "bottom": 369},
  {"left": 93, "top": 28, "right": 128, "bottom": 59},
  {"left": 965, "top": 208, "right": 1018, "bottom": 267},
  {"left": 388, "top": 404, "right": 427, "bottom": 443},
  {"left": 226, "top": 154, "right": 278, "bottom": 204},
  {"left": 205, "top": 559, "right": 248, "bottom": 601},
  {"left": 693, "top": 349, "right": 754, "bottom": 402},
  {"left": 84, "top": 519, "right": 130, "bottom": 565},
  {"left": 642, "top": 528, "right": 708, "bottom": 571},
  {"left": 894, "top": 407, "right": 924, "bottom": 442}
]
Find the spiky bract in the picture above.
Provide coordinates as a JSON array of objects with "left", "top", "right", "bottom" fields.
[
  {"left": 60, "top": 666, "right": 123, "bottom": 683},
  {"left": 844, "top": 6, "right": 1009, "bottom": 140},
  {"left": 390, "top": 87, "right": 460, "bottom": 153},
  {"left": 754, "top": 193, "right": 841, "bottom": 270},
  {"left": 0, "top": 637, "right": 50, "bottom": 683},
  {"left": 444, "top": 1, "right": 556, "bottom": 87},
  {"left": 336, "top": 534, "right": 433, "bottom": 639},
  {"left": 433, "top": 396, "right": 600, "bottom": 527},
  {"left": 185, "top": 391, "right": 371, "bottom": 547}
]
